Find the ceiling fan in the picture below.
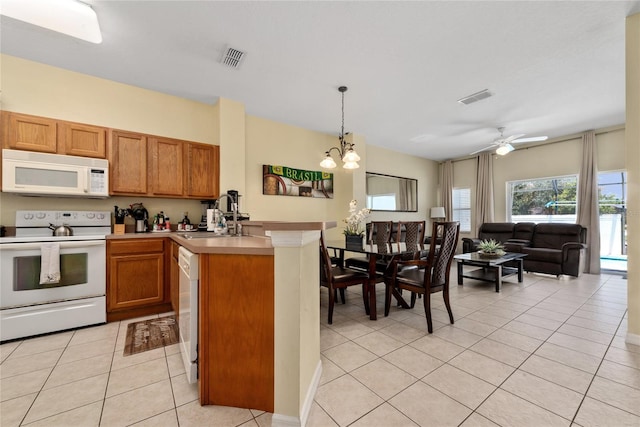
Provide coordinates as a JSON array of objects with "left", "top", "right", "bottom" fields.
[{"left": 470, "top": 127, "right": 548, "bottom": 156}]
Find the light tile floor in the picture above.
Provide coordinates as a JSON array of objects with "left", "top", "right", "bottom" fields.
[{"left": 1, "top": 268, "right": 639, "bottom": 426}]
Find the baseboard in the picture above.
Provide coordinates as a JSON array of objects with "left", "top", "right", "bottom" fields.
[
  {"left": 272, "top": 360, "right": 322, "bottom": 427},
  {"left": 300, "top": 360, "right": 323, "bottom": 427},
  {"left": 626, "top": 332, "right": 640, "bottom": 346}
]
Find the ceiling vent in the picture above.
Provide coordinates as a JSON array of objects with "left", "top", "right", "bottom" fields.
[
  {"left": 221, "top": 46, "right": 246, "bottom": 69},
  {"left": 457, "top": 89, "right": 492, "bottom": 105}
]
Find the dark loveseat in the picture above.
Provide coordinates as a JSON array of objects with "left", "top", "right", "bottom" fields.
[{"left": 462, "top": 222, "right": 587, "bottom": 277}]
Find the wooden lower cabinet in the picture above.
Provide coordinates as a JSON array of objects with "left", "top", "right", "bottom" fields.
[
  {"left": 107, "top": 238, "right": 171, "bottom": 322},
  {"left": 199, "top": 253, "right": 274, "bottom": 412}
]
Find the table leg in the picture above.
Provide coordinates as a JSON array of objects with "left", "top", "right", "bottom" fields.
[
  {"left": 367, "top": 254, "right": 377, "bottom": 320},
  {"left": 517, "top": 258, "right": 524, "bottom": 282},
  {"left": 495, "top": 265, "right": 502, "bottom": 292},
  {"left": 457, "top": 261, "right": 463, "bottom": 285}
]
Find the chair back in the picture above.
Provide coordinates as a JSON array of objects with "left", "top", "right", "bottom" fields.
[
  {"left": 368, "top": 221, "right": 393, "bottom": 254},
  {"left": 397, "top": 221, "right": 425, "bottom": 255},
  {"left": 425, "top": 222, "right": 460, "bottom": 288},
  {"left": 319, "top": 232, "right": 333, "bottom": 282}
]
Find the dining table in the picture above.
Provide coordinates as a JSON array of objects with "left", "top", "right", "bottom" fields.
[{"left": 325, "top": 240, "right": 417, "bottom": 320}]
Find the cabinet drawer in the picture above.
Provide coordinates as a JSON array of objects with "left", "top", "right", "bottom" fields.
[{"left": 108, "top": 238, "right": 164, "bottom": 255}]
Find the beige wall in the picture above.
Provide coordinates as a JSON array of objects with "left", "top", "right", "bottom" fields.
[
  {"left": 366, "top": 144, "right": 439, "bottom": 230},
  {"left": 626, "top": 13, "right": 640, "bottom": 341},
  {"left": 0, "top": 54, "right": 444, "bottom": 236},
  {"left": 0, "top": 54, "right": 217, "bottom": 226},
  {"left": 451, "top": 127, "right": 626, "bottom": 235}
]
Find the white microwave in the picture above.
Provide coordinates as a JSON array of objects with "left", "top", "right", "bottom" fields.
[{"left": 2, "top": 149, "right": 109, "bottom": 198}]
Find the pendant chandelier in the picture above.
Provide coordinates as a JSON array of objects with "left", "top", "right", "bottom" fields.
[{"left": 320, "top": 86, "right": 360, "bottom": 169}]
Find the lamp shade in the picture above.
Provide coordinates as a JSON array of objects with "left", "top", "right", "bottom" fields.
[{"left": 430, "top": 207, "right": 446, "bottom": 219}]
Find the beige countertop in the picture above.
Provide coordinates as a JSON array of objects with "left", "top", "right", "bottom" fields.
[{"left": 106, "top": 221, "right": 336, "bottom": 255}]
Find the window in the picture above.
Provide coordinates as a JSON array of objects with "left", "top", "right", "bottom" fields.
[
  {"left": 507, "top": 175, "right": 577, "bottom": 223},
  {"left": 452, "top": 188, "right": 471, "bottom": 232}
]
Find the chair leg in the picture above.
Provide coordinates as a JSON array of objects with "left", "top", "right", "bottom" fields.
[
  {"left": 384, "top": 281, "right": 393, "bottom": 316},
  {"left": 410, "top": 292, "right": 417, "bottom": 308},
  {"left": 361, "top": 284, "right": 370, "bottom": 315},
  {"left": 423, "top": 291, "right": 433, "bottom": 333},
  {"left": 339, "top": 288, "right": 346, "bottom": 304},
  {"left": 443, "top": 288, "right": 454, "bottom": 325},
  {"left": 328, "top": 286, "right": 335, "bottom": 325}
]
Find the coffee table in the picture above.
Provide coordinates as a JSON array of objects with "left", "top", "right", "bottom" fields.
[{"left": 454, "top": 252, "right": 527, "bottom": 292}]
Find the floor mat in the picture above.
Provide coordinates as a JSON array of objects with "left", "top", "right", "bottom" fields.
[{"left": 123, "top": 316, "right": 179, "bottom": 356}]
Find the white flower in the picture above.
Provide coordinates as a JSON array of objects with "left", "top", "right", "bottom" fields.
[{"left": 343, "top": 199, "right": 371, "bottom": 236}]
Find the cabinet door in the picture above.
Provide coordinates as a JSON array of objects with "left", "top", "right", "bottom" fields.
[
  {"left": 108, "top": 253, "right": 165, "bottom": 311},
  {"left": 59, "top": 122, "right": 107, "bottom": 158},
  {"left": 109, "top": 131, "right": 148, "bottom": 194},
  {"left": 148, "top": 137, "right": 184, "bottom": 197},
  {"left": 3, "top": 112, "right": 57, "bottom": 153},
  {"left": 186, "top": 142, "right": 219, "bottom": 198}
]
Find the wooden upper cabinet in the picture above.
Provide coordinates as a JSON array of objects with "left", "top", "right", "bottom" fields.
[
  {"left": 148, "top": 137, "right": 184, "bottom": 197},
  {"left": 3, "top": 112, "right": 57, "bottom": 153},
  {"left": 109, "top": 131, "right": 148, "bottom": 195},
  {"left": 58, "top": 122, "right": 107, "bottom": 158},
  {"left": 186, "top": 142, "right": 219, "bottom": 199}
]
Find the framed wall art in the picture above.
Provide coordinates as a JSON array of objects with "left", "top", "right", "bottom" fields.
[{"left": 263, "top": 165, "right": 333, "bottom": 198}]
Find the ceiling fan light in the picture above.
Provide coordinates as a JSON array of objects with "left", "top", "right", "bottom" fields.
[
  {"left": 342, "top": 148, "right": 360, "bottom": 163},
  {"left": 320, "top": 154, "right": 337, "bottom": 169},
  {"left": 496, "top": 144, "right": 514, "bottom": 155},
  {"left": 343, "top": 161, "right": 359, "bottom": 170}
]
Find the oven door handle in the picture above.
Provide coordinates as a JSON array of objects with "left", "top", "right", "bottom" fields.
[{"left": 2, "top": 240, "right": 105, "bottom": 250}]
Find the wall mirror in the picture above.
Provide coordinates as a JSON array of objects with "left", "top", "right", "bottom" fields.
[{"left": 366, "top": 172, "right": 418, "bottom": 212}]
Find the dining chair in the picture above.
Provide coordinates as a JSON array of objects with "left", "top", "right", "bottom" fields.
[
  {"left": 345, "top": 221, "right": 394, "bottom": 274},
  {"left": 384, "top": 221, "right": 460, "bottom": 332},
  {"left": 396, "top": 221, "right": 426, "bottom": 259},
  {"left": 320, "top": 232, "right": 370, "bottom": 324}
]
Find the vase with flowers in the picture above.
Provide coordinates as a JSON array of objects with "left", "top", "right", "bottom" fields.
[{"left": 343, "top": 200, "right": 370, "bottom": 250}]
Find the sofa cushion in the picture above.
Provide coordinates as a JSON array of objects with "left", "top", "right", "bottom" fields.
[
  {"left": 522, "top": 247, "right": 563, "bottom": 264},
  {"left": 513, "top": 222, "right": 535, "bottom": 241},
  {"left": 478, "top": 222, "right": 515, "bottom": 243},
  {"left": 531, "top": 223, "right": 584, "bottom": 249}
]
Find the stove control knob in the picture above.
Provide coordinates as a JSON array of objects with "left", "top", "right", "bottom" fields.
[
  {"left": 96, "top": 213, "right": 105, "bottom": 220},
  {"left": 86, "top": 213, "right": 95, "bottom": 219},
  {"left": 24, "top": 213, "right": 34, "bottom": 220},
  {"left": 36, "top": 212, "right": 46, "bottom": 219}
]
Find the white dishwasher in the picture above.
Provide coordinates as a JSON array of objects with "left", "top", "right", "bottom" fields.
[{"left": 178, "top": 246, "right": 199, "bottom": 384}]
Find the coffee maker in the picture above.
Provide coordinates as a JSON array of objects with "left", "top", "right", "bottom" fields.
[{"left": 128, "top": 203, "right": 149, "bottom": 233}]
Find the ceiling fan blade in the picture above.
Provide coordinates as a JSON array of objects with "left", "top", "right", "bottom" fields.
[
  {"left": 469, "top": 145, "right": 496, "bottom": 155},
  {"left": 502, "top": 133, "right": 526, "bottom": 143},
  {"left": 512, "top": 135, "right": 548, "bottom": 143}
]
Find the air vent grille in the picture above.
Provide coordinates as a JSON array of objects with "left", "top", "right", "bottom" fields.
[
  {"left": 221, "top": 47, "right": 245, "bottom": 69},
  {"left": 457, "top": 89, "right": 492, "bottom": 105}
]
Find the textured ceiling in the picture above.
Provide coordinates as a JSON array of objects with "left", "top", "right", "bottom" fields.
[{"left": 2, "top": 0, "right": 639, "bottom": 161}]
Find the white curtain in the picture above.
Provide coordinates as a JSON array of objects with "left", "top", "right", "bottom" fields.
[
  {"left": 474, "top": 153, "right": 494, "bottom": 233},
  {"left": 577, "top": 130, "right": 601, "bottom": 274},
  {"left": 440, "top": 161, "right": 454, "bottom": 221}
]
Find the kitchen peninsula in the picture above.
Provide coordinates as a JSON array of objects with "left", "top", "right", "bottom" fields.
[{"left": 171, "top": 221, "right": 333, "bottom": 426}]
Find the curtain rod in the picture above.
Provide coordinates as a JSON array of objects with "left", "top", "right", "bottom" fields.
[{"left": 443, "top": 124, "right": 625, "bottom": 165}]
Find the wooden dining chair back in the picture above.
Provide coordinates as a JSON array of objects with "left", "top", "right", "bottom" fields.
[
  {"left": 384, "top": 221, "right": 460, "bottom": 332},
  {"left": 320, "top": 232, "right": 370, "bottom": 324},
  {"left": 396, "top": 221, "right": 426, "bottom": 259},
  {"left": 345, "top": 221, "right": 393, "bottom": 273}
]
